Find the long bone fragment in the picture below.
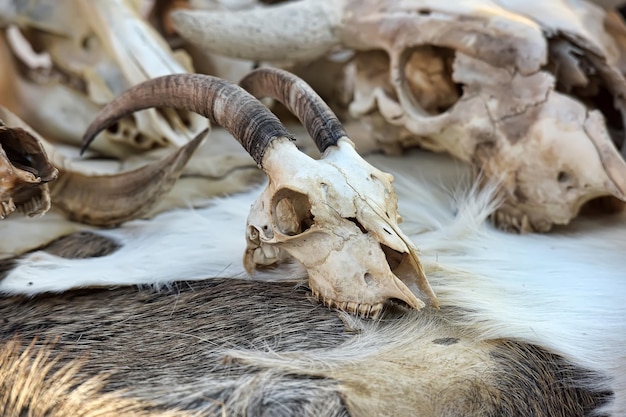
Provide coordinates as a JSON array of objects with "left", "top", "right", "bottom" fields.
[
  {"left": 171, "top": 0, "right": 341, "bottom": 63},
  {"left": 0, "top": 107, "right": 207, "bottom": 226},
  {"left": 170, "top": 0, "right": 545, "bottom": 71},
  {"left": 82, "top": 73, "right": 437, "bottom": 317}
]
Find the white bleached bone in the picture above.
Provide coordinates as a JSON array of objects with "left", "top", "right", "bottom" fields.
[
  {"left": 0, "top": 111, "right": 57, "bottom": 219},
  {"left": 244, "top": 136, "right": 436, "bottom": 317}
]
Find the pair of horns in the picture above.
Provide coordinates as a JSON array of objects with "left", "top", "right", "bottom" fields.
[{"left": 82, "top": 68, "right": 348, "bottom": 166}]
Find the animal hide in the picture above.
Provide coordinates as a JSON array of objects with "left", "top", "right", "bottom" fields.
[{"left": 0, "top": 149, "right": 625, "bottom": 416}]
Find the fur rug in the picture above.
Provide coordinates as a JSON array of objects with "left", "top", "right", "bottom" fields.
[{"left": 1, "top": 149, "right": 624, "bottom": 416}]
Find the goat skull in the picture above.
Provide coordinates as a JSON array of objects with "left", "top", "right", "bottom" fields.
[
  {"left": 81, "top": 70, "right": 437, "bottom": 317},
  {"left": 245, "top": 137, "right": 432, "bottom": 316}
]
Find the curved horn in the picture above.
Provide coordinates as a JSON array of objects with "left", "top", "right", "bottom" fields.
[
  {"left": 239, "top": 67, "right": 347, "bottom": 153},
  {"left": 0, "top": 106, "right": 208, "bottom": 227},
  {"left": 52, "top": 129, "right": 207, "bottom": 227},
  {"left": 81, "top": 74, "right": 294, "bottom": 166},
  {"left": 170, "top": 0, "right": 340, "bottom": 62}
]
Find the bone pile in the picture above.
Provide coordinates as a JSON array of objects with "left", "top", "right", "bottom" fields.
[
  {"left": 171, "top": 0, "right": 626, "bottom": 232},
  {"left": 2, "top": 0, "right": 625, "bottom": 230},
  {"left": 0, "top": 1, "right": 626, "bottom": 417},
  {"left": 0, "top": 0, "right": 625, "bottom": 312}
]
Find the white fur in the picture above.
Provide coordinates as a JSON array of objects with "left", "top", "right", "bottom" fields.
[{"left": 1, "top": 150, "right": 624, "bottom": 415}]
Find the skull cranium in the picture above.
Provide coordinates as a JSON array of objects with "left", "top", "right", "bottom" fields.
[{"left": 245, "top": 137, "right": 431, "bottom": 317}]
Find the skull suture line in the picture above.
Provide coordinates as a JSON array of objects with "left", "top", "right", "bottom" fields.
[{"left": 81, "top": 69, "right": 437, "bottom": 317}]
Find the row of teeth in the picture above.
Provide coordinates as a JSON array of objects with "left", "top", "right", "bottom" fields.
[
  {"left": 0, "top": 200, "right": 16, "bottom": 219},
  {"left": 492, "top": 210, "right": 532, "bottom": 233},
  {"left": 311, "top": 289, "right": 383, "bottom": 319}
]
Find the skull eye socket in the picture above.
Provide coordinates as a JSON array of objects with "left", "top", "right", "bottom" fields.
[
  {"left": 272, "top": 188, "right": 314, "bottom": 236},
  {"left": 399, "top": 46, "right": 461, "bottom": 116},
  {"left": 0, "top": 128, "right": 55, "bottom": 181},
  {"left": 381, "top": 243, "right": 404, "bottom": 271}
]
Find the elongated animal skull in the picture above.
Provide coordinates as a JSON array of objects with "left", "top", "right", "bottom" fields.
[
  {"left": 81, "top": 69, "right": 438, "bottom": 316},
  {"left": 347, "top": 50, "right": 626, "bottom": 232},
  {"left": 245, "top": 137, "right": 430, "bottom": 316},
  {"left": 171, "top": 0, "right": 626, "bottom": 232}
]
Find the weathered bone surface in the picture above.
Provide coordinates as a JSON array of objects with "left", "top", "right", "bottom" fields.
[
  {"left": 172, "top": 0, "right": 626, "bottom": 232},
  {"left": 147, "top": 0, "right": 259, "bottom": 82},
  {"left": 0, "top": 106, "right": 207, "bottom": 227},
  {"left": 81, "top": 71, "right": 436, "bottom": 316},
  {"left": 0, "top": 0, "right": 207, "bottom": 157},
  {"left": 347, "top": 51, "right": 626, "bottom": 232}
]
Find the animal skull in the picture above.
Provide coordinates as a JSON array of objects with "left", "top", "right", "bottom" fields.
[
  {"left": 80, "top": 70, "right": 437, "bottom": 317},
  {"left": 0, "top": 105, "right": 208, "bottom": 227},
  {"left": 171, "top": 0, "right": 626, "bottom": 232},
  {"left": 347, "top": 50, "right": 626, "bottom": 232},
  {"left": 245, "top": 137, "right": 434, "bottom": 317}
]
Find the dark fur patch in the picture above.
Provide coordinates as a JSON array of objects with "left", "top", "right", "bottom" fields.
[
  {"left": 490, "top": 340, "right": 612, "bottom": 417},
  {"left": 432, "top": 337, "right": 459, "bottom": 345},
  {"left": 0, "top": 279, "right": 350, "bottom": 416},
  {"left": 39, "top": 231, "right": 121, "bottom": 259},
  {"left": 0, "top": 258, "right": 17, "bottom": 282},
  {"left": 0, "top": 231, "right": 120, "bottom": 282}
]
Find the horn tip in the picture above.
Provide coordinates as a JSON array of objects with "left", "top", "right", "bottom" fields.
[{"left": 80, "top": 132, "right": 97, "bottom": 155}]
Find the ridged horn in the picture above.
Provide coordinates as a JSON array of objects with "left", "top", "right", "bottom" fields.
[
  {"left": 81, "top": 74, "right": 294, "bottom": 166},
  {"left": 170, "top": 0, "right": 340, "bottom": 62},
  {"left": 52, "top": 128, "right": 208, "bottom": 227},
  {"left": 239, "top": 68, "right": 347, "bottom": 152}
]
